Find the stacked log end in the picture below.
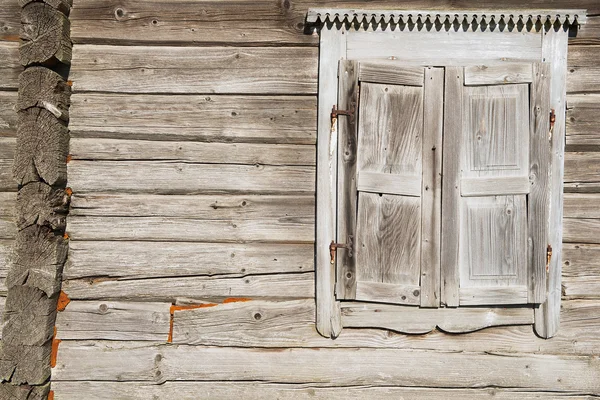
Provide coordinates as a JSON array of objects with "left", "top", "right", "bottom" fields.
[{"left": 1, "top": 0, "right": 72, "bottom": 396}]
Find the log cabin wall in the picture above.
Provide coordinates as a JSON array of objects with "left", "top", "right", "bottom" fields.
[{"left": 1, "top": 0, "right": 600, "bottom": 398}]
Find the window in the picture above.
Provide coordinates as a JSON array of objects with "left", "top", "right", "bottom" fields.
[{"left": 312, "top": 10, "right": 586, "bottom": 339}]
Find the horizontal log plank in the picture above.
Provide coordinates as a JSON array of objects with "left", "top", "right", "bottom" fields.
[
  {"left": 563, "top": 243, "right": 600, "bottom": 298},
  {"left": 68, "top": 94, "right": 317, "bottom": 144},
  {"left": 171, "top": 298, "right": 600, "bottom": 356},
  {"left": 564, "top": 219, "right": 600, "bottom": 244},
  {"left": 51, "top": 341, "right": 600, "bottom": 392},
  {"left": 564, "top": 152, "right": 600, "bottom": 192},
  {"left": 61, "top": 273, "right": 315, "bottom": 301},
  {"left": 567, "top": 45, "right": 600, "bottom": 93},
  {"left": 0, "top": 92, "right": 18, "bottom": 135},
  {"left": 0, "top": 239, "right": 12, "bottom": 282},
  {"left": 0, "top": 191, "right": 15, "bottom": 239},
  {"left": 68, "top": 161, "right": 315, "bottom": 194},
  {"left": 49, "top": 382, "right": 600, "bottom": 400},
  {"left": 70, "top": 45, "right": 318, "bottom": 94},
  {"left": 572, "top": 15, "right": 600, "bottom": 45},
  {"left": 55, "top": 301, "right": 171, "bottom": 341},
  {"left": 0, "top": 42, "right": 20, "bottom": 90},
  {"left": 70, "top": 138, "right": 315, "bottom": 166},
  {"left": 0, "top": 0, "right": 20, "bottom": 42},
  {"left": 566, "top": 94, "right": 600, "bottom": 151},
  {"left": 564, "top": 193, "right": 600, "bottom": 218},
  {"left": 64, "top": 241, "right": 313, "bottom": 280}
]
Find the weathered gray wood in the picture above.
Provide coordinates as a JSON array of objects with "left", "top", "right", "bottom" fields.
[
  {"left": 19, "top": 0, "right": 72, "bottom": 15},
  {"left": 68, "top": 94, "right": 316, "bottom": 144},
  {"left": 49, "top": 381, "right": 600, "bottom": 400},
  {"left": 0, "top": 239, "right": 13, "bottom": 283},
  {"left": 356, "top": 171, "right": 421, "bottom": 197},
  {"left": 7, "top": 225, "right": 68, "bottom": 296},
  {"left": 0, "top": 42, "right": 21, "bottom": 90},
  {"left": 0, "top": 192, "right": 16, "bottom": 240},
  {"left": 420, "top": 67, "right": 443, "bottom": 308},
  {"left": 0, "top": 92, "right": 18, "bottom": 134},
  {"left": 459, "top": 286, "right": 529, "bottom": 306},
  {"left": 51, "top": 341, "right": 600, "bottom": 392},
  {"left": 563, "top": 244, "right": 600, "bottom": 298},
  {"left": 355, "top": 282, "right": 420, "bottom": 306},
  {"left": 359, "top": 62, "right": 424, "bottom": 86},
  {"left": 0, "top": 138, "right": 15, "bottom": 160},
  {"left": 55, "top": 301, "right": 171, "bottom": 341},
  {"left": 17, "top": 182, "right": 69, "bottom": 231},
  {"left": 14, "top": 107, "right": 69, "bottom": 187},
  {"left": 347, "top": 30, "right": 542, "bottom": 65},
  {"left": 0, "top": 381, "right": 50, "bottom": 400},
  {"left": 563, "top": 219, "right": 600, "bottom": 244},
  {"left": 61, "top": 272, "right": 314, "bottom": 301},
  {"left": 343, "top": 302, "right": 532, "bottom": 334},
  {"left": 464, "top": 64, "right": 533, "bottom": 85},
  {"left": 69, "top": 160, "right": 315, "bottom": 194},
  {"left": 566, "top": 94, "right": 600, "bottom": 151},
  {"left": 574, "top": 15, "right": 600, "bottom": 45},
  {"left": 69, "top": 138, "right": 315, "bottom": 166},
  {"left": 0, "top": 343, "right": 51, "bottom": 385},
  {"left": 440, "top": 67, "right": 462, "bottom": 307},
  {"left": 535, "top": 28, "right": 569, "bottom": 339},
  {"left": 0, "top": 159, "right": 16, "bottom": 192},
  {"left": 564, "top": 152, "right": 600, "bottom": 191},
  {"left": 70, "top": 45, "right": 317, "bottom": 94},
  {"left": 1, "top": 285, "right": 56, "bottom": 347},
  {"left": 315, "top": 27, "right": 344, "bottom": 339},
  {"left": 19, "top": 2, "right": 71, "bottom": 66},
  {"left": 528, "top": 62, "right": 552, "bottom": 304},
  {"left": 460, "top": 177, "right": 530, "bottom": 197},
  {"left": 567, "top": 45, "right": 600, "bottom": 93},
  {"left": 0, "top": 0, "right": 20, "bottom": 42},
  {"left": 564, "top": 193, "right": 600, "bottom": 218},
  {"left": 18, "top": 67, "right": 71, "bottom": 120},
  {"left": 64, "top": 241, "right": 313, "bottom": 280},
  {"left": 67, "top": 161, "right": 314, "bottom": 194},
  {"left": 335, "top": 59, "right": 358, "bottom": 300},
  {"left": 163, "top": 297, "right": 600, "bottom": 356}
]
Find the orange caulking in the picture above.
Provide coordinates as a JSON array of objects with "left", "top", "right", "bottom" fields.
[
  {"left": 51, "top": 327, "right": 61, "bottom": 368},
  {"left": 167, "top": 303, "right": 217, "bottom": 343},
  {"left": 57, "top": 291, "right": 71, "bottom": 311},
  {"left": 48, "top": 391, "right": 55, "bottom": 400},
  {"left": 223, "top": 297, "right": 252, "bottom": 304}
]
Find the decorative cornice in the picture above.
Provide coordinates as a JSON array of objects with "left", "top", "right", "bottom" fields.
[{"left": 306, "top": 9, "right": 586, "bottom": 29}]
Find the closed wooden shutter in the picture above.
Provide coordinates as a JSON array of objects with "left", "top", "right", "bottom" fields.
[
  {"left": 335, "top": 61, "right": 443, "bottom": 307},
  {"left": 441, "top": 64, "right": 552, "bottom": 307}
]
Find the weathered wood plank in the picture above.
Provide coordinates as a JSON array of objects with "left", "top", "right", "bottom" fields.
[
  {"left": 64, "top": 241, "right": 313, "bottom": 280},
  {"left": 0, "top": 42, "right": 20, "bottom": 90},
  {"left": 70, "top": 138, "right": 315, "bottom": 166},
  {"left": 572, "top": 15, "right": 600, "bottom": 45},
  {"left": 61, "top": 273, "right": 315, "bottom": 301},
  {"left": 51, "top": 342, "right": 600, "bottom": 392},
  {"left": 68, "top": 161, "right": 315, "bottom": 194},
  {"left": 564, "top": 152, "right": 600, "bottom": 192},
  {"left": 460, "top": 176, "right": 530, "bottom": 197},
  {"left": 567, "top": 45, "right": 600, "bottom": 93},
  {"left": 55, "top": 301, "right": 171, "bottom": 341},
  {"left": 0, "top": 159, "right": 16, "bottom": 192},
  {"left": 563, "top": 219, "right": 600, "bottom": 244},
  {"left": 0, "top": 92, "right": 18, "bottom": 135},
  {"left": 170, "top": 298, "right": 600, "bottom": 356},
  {"left": 50, "top": 382, "right": 600, "bottom": 400},
  {"left": 0, "top": 192, "right": 15, "bottom": 240},
  {"left": 0, "top": 0, "right": 20, "bottom": 43},
  {"left": 0, "top": 239, "right": 13, "bottom": 283},
  {"left": 464, "top": 63, "right": 533, "bottom": 85},
  {"left": 356, "top": 171, "right": 421, "bottom": 197},
  {"left": 354, "top": 282, "right": 421, "bottom": 306},
  {"left": 70, "top": 45, "right": 318, "bottom": 94},
  {"left": 359, "top": 62, "right": 424, "bottom": 86},
  {"left": 459, "top": 286, "right": 529, "bottom": 306},
  {"left": 19, "top": 2, "right": 72, "bottom": 66},
  {"left": 563, "top": 243, "right": 600, "bottom": 298},
  {"left": 68, "top": 94, "right": 317, "bottom": 144},
  {"left": 566, "top": 94, "right": 600, "bottom": 151}
]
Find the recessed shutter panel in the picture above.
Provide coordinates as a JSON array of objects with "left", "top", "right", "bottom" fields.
[
  {"left": 336, "top": 61, "right": 443, "bottom": 307},
  {"left": 441, "top": 64, "right": 551, "bottom": 307}
]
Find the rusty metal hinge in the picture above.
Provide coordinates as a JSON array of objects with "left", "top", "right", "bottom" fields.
[
  {"left": 329, "top": 236, "right": 353, "bottom": 264},
  {"left": 331, "top": 105, "right": 354, "bottom": 123},
  {"left": 549, "top": 109, "right": 556, "bottom": 139},
  {"left": 546, "top": 244, "right": 553, "bottom": 272}
]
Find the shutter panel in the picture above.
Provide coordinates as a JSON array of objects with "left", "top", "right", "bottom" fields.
[
  {"left": 336, "top": 61, "right": 442, "bottom": 307},
  {"left": 441, "top": 63, "right": 551, "bottom": 307}
]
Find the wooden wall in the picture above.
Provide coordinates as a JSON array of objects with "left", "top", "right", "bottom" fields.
[{"left": 1, "top": 0, "right": 600, "bottom": 398}]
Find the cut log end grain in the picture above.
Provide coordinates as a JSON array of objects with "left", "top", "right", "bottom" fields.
[
  {"left": 17, "top": 182, "right": 70, "bottom": 232},
  {"left": 18, "top": 67, "right": 71, "bottom": 121}
]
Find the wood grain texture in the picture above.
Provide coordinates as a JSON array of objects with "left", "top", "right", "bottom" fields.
[
  {"left": 564, "top": 152, "right": 600, "bottom": 192},
  {"left": 65, "top": 240, "right": 313, "bottom": 280},
  {"left": 563, "top": 219, "right": 600, "bottom": 244},
  {"left": 67, "top": 94, "right": 317, "bottom": 144},
  {"left": 69, "top": 138, "right": 315, "bottom": 166},
  {"left": 464, "top": 63, "right": 533, "bottom": 85},
  {"left": 359, "top": 62, "right": 424, "bottom": 86},
  {"left": 573, "top": 15, "right": 600, "bottom": 45},
  {"left": 0, "top": 41, "right": 21, "bottom": 90},
  {"left": 55, "top": 301, "right": 171, "bottom": 341},
  {"left": 0, "top": 0, "right": 20, "bottom": 42},
  {"left": 355, "top": 282, "right": 421, "bottom": 306},
  {"left": 18, "top": 66, "right": 71, "bottom": 120},
  {"left": 563, "top": 244, "right": 600, "bottom": 298},
  {"left": 61, "top": 298, "right": 600, "bottom": 355},
  {"left": 459, "top": 286, "right": 529, "bottom": 306},
  {"left": 61, "top": 273, "right": 314, "bottom": 301},
  {"left": 420, "top": 67, "right": 443, "bottom": 307},
  {"left": 16, "top": 182, "right": 69, "bottom": 232},
  {"left": 567, "top": 45, "right": 600, "bottom": 93},
  {"left": 566, "top": 94, "right": 600, "bottom": 151},
  {"left": 0, "top": 382, "right": 50, "bottom": 400},
  {"left": 356, "top": 171, "right": 421, "bottom": 196},
  {"left": 0, "top": 91, "right": 18, "bottom": 134},
  {"left": 564, "top": 193, "right": 600, "bottom": 218},
  {"left": 460, "top": 177, "right": 530, "bottom": 196},
  {"left": 49, "top": 382, "right": 600, "bottom": 400},
  {"left": 19, "top": 0, "right": 72, "bottom": 14},
  {"left": 0, "top": 343, "right": 51, "bottom": 385},
  {"left": 19, "top": 2, "right": 72, "bottom": 66},
  {"left": 0, "top": 192, "right": 16, "bottom": 240},
  {"left": 51, "top": 341, "right": 600, "bottom": 392},
  {"left": 70, "top": 45, "right": 318, "bottom": 94},
  {"left": 67, "top": 161, "right": 315, "bottom": 194}
]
